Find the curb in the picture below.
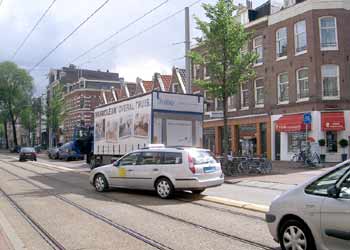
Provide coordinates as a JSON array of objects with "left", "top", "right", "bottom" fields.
[
  {"left": 0, "top": 210, "right": 26, "bottom": 250},
  {"left": 200, "top": 195, "right": 269, "bottom": 213}
]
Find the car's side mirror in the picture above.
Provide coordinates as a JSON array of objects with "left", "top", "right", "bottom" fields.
[
  {"left": 113, "top": 160, "right": 120, "bottom": 167},
  {"left": 327, "top": 185, "right": 339, "bottom": 199}
]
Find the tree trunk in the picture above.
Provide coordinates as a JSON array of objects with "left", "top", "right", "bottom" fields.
[
  {"left": 9, "top": 110, "right": 18, "bottom": 146},
  {"left": 223, "top": 89, "right": 229, "bottom": 164},
  {"left": 3, "top": 121, "right": 9, "bottom": 149}
]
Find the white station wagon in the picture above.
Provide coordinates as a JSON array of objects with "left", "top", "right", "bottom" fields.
[{"left": 90, "top": 145, "right": 224, "bottom": 198}]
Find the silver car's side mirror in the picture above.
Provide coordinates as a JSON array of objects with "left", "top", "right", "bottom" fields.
[
  {"left": 327, "top": 185, "right": 339, "bottom": 199},
  {"left": 113, "top": 160, "right": 120, "bottom": 167}
]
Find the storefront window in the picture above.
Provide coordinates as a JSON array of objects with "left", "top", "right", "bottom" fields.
[
  {"left": 203, "top": 128, "right": 215, "bottom": 153},
  {"left": 326, "top": 131, "right": 338, "bottom": 153},
  {"left": 288, "top": 132, "right": 307, "bottom": 153},
  {"left": 221, "top": 127, "right": 231, "bottom": 154}
]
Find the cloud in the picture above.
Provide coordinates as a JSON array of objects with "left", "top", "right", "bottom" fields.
[{"left": 115, "top": 58, "right": 171, "bottom": 82}]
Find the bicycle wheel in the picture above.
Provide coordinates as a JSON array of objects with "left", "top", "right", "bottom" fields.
[
  {"left": 291, "top": 154, "right": 299, "bottom": 162},
  {"left": 237, "top": 162, "right": 248, "bottom": 174}
]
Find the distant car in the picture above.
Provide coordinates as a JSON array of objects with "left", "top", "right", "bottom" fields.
[
  {"left": 58, "top": 142, "right": 84, "bottom": 161},
  {"left": 266, "top": 160, "right": 350, "bottom": 250},
  {"left": 48, "top": 147, "right": 59, "bottom": 159},
  {"left": 10, "top": 145, "right": 21, "bottom": 153},
  {"left": 19, "top": 147, "right": 37, "bottom": 161},
  {"left": 90, "top": 145, "right": 224, "bottom": 199}
]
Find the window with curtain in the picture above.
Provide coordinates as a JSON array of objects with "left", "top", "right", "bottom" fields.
[
  {"left": 319, "top": 17, "right": 338, "bottom": 50},
  {"left": 241, "top": 83, "right": 249, "bottom": 108},
  {"left": 296, "top": 68, "right": 309, "bottom": 100},
  {"left": 278, "top": 72, "right": 289, "bottom": 103},
  {"left": 276, "top": 27, "right": 288, "bottom": 58},
  {"left": 255, "top": 78, "right": 264, "bottom": 106},
  {"left": 322, "top": 65, "right": 339, "bottom": 98},
  {"left": 295, "top": 20, "right": 307, "bottom": 53},
  {"left": 253, "top": 36, "right": 264, "bottom": 65}
]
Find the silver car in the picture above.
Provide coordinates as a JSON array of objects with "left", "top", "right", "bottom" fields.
[
  {"left": 90, "top": 146, "right": 224, "bottom": 198},
  {"left": 266, "top": 160, "right": 350, "bottom": 250}
]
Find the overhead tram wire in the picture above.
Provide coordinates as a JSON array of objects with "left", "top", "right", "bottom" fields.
[
  {"left": 78, "top": 0, "right": 203, "bottom": 67},
  {"left": 11, "top": 0, "right": 57, "bottom": 60},
  {"left": 70, "top": 0, "right": 169, "bottom": 63},
  {"left": 28, "top": 0, "right": 110, "bottom": 73}
]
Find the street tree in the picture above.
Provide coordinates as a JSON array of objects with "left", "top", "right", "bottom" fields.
[
  {"left": 47, "top": 84, "right": 65, "bottom": 146},
  {"left": 189, "top": 0, "right": 257, "bottom": 162},
  {"left": 0, "top": 61, "right": 33, "bottom": 147},
  {"left": 0, "top": 110, "right": 9, "bottom": 149}
]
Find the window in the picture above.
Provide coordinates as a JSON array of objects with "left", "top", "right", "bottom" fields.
[
  {"left": 276, "top": 27, "right": 288, "bottom": 59},
  {"left": 322, "top": 65, "right": 339, "bottom": 99},
  {"left": 278, "top": 72, "right": 289, "bottom": 104},
  {"left": 305, "top": 163, "right": 350, "bottom": 196},
  {"left": 172, "top": 83, "right": 181, "bottom": 93},
  {"left": 204, "top": 91, "right": 215, "bottom": 112},
  {"left": 228, "top": 95, "right": 237, "bottom": 111},
  {"left": 253, "top": 36, "right": 264, "bottom": 65},
  {"left": 215, "top": 98, "right": 224, "bottom": 111},
  {"left": 319, "top": 17, "right": 338, "bottom": 50},
  {"left": 139, "top": 152, "right": 162, "bottom": 165},
  {"left": 118, "top": 153, "right": 140, "bottom": 166},
  {"left": 296, "top": 68, "right": 309, "bottom": 100},
  {"left": 204, "top": 65, "right": 210, "bottom": 79},
  {"left": 254, "top": 78, "right": 264, "bottom": 106},
  {"left": 288, "top": 132, "right": 306, "bottom": 153},
  {"left": 326, "top": 131, "right": 338, "bottom": 153},
  {"left": 295, "top": 20, "right": 307, "bottom": 54},
  {"left": 193, "top": 65, "right": 201, "bottom": 80},
  {"left": 339, "top": 174, "right": 350, "bottom": 199},
  {"left": 163, "top": 152, "right": 182, "bottom": 164},
  {"left": 241, "top": 83, "right": 249, "bottom": 109}
]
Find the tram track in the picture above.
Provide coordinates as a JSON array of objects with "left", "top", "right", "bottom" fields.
[{"left": 0, "top": 159, "right": 276, "bottom": 250}]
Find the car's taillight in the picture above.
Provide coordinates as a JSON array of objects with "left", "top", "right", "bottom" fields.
[{"left": 188, "top": 154, "right": 195, "bottom": 174}]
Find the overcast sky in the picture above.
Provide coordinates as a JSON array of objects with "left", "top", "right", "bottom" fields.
[{"left": 0, "top": 0, "right": 266, "bottom": 95}]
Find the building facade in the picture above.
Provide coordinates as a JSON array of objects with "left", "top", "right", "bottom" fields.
[
  {"left": 192, "top": 0, "right": 350, "bottom": 162},
  {"left": 47, "top": 65, "right": 124, "bottom": 143}
]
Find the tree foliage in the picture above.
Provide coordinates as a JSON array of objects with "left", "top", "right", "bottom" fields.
[
  {"left": 0, "top": 61, "right": 33, "bottom": 146},
  {"left": 189, "top": 0, "right": 257, "bottom": 160},
  {"left": 47, "top": 84, "right": 65, "bottom": 146}
]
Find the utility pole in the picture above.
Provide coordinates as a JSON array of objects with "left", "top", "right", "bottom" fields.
[{"left": 185, "top": 7, "right": 192, "bottom": 94}]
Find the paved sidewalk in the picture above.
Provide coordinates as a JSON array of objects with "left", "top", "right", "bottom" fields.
[{"left": 224, "top": 161, "right": 335, "bottom": 185}]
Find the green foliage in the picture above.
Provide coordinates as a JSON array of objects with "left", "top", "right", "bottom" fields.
[
  {"left": 318, "top": 139, "right": 326, "bottom": 147},
  {"left": 189, "top": 0, "right": 257, "bottom": 99},
  {"left": 189, "top": 0, "right": 257, "bottom": 158},
  {"left": 47, "top": 84, "right": 65, "bottom": 143},
  {"left": 0, "top": 61, "right": 33, "bottom": 146},
  {"left": 339, "top": 139, "right": 349, "bottom": 148}
]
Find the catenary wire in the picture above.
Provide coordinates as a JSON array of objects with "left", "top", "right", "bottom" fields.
[
  {"left": 11, "top": 0, "right": 57, "bottom": 59},
  {"left": 70, "top": 0, "right": 169, "bottom": 64},
  {"left": 28, "top": 0, "right": 110, "bottom": 73},
  {"left": 78, "top": 0, "right": 203, "bottom": 67}
]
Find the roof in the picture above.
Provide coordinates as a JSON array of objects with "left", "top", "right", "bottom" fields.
[
  {"left": 142, "top": 81, "right": 154, "bottom": 92},
  {"left": 160, "top": 75, "right": 172, "bottom": 92},
  {"left": 177, "top": 68, "right": 187, "bottom": 86}
]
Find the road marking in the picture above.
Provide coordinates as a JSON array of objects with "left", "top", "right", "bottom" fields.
[
  {"left": 0, "top": 208, "right": 26, "bottom": 250},
  {"left": 200, "top": 195, "right": 269, "bottom": 213},
  {"left": 31, "top": 161, "right": 90, "bottom": 175}
]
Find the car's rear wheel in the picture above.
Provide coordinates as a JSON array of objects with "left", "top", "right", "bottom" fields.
[
  {"left": 279, "top": 219, "right": 315, "bottom": 250},
  {"left": 156, "top": 178, "right": 174, "bottom": 199},
  {"left": 94, "top": 174, "right": 108, "bottom": 192}
]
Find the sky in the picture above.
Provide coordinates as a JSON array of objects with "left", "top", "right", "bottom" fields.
[{"left": 0, "top": 0, "right": 266, "bottom": 95}]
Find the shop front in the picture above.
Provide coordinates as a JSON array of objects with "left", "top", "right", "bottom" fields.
[
  {"left": 272, "top": 111, "right": 350, "bottom": 162},
  {"left": 203, "top": 115, "right": 271, "bottom": 159}
]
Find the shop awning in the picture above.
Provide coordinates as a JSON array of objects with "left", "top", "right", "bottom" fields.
[
  {"left": 275, "top": 114, "right": 311, "bottom": 132},
  {"left": 321, "top": 112, "right": 345, "bottom": 131}
]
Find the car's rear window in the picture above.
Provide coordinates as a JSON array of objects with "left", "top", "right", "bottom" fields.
[
  {"left": 187, "top": 150, "right": 218, "bottom": 165},
  {"left": 21, "top": 147, "right": 35, "bottom": 153},
  {"left": 163, "top": 152, "right": 182, "bottom": 164}
]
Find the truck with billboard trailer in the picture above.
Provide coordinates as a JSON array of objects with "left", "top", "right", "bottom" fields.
[{"left": 88, "top": 91, "right": 204, "bottom": 168}]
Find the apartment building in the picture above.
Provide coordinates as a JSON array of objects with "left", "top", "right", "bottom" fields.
[
  {"left": 191, "top": 0, "right": 350, "bottom": 162},
  {"left": 47, "top": 64, "right": 124, "bottom": 142}
]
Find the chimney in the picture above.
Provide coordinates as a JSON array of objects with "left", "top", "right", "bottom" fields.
[{"left": 246, "top": 0, "right": 252, "bottom": 9}]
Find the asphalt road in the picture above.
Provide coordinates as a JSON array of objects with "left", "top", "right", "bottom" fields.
[{"left": 0, "top": 153, "right": 281, "bottom": 250}]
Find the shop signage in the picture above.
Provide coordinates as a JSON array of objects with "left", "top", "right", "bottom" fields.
[
  {"left": 209, "top": 111, "right": 224, "bottom": 119},
  {"left": 321, "top": 112, "right": 345, "bottom": 131},
  {"left": 275, "top": 114, "right": 311, "bottom": 132}
]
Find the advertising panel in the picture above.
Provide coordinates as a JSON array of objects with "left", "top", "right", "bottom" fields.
[
  {"left": 152, "top": 92, "right": 204, "bottom": 113},
  {"left": 94, "top": 94, "right": 151, "bottom": 155},
  {"left": 166, "top": 120, "right": 193, "bottom": 146}
]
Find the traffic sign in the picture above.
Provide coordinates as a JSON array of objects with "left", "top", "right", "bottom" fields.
[{"left": 303, "top": 113, "right": 312, "bottom": 124}]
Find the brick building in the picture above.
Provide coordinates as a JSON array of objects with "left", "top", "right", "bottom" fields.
[
  {"left": 47, "top": 65, "right": 125, "bottom": 143},
  {"left": 190, "top": 0, "right": 350, "bottom": 162}
]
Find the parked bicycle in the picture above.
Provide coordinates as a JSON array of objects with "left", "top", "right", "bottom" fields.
[
  {"left": 291, "top": 149, "right": 320, "bottom": 167},
  {"left": 237, "top": 156, "right": 272, "bottom": 175}
]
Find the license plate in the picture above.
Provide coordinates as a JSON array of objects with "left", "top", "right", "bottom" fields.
[{"left": 203, "top": 166, "right": 216, "bottom": 173}]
